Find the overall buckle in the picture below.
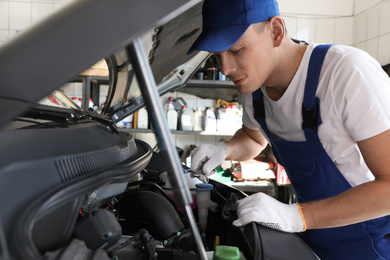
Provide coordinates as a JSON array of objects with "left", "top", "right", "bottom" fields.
[{"left": 302, "top": 103, "right": 320, "bottom": 133}]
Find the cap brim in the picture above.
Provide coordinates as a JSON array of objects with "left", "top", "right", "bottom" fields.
[{"left": 187, "top": 24, "right": 250, "bottom": 55}]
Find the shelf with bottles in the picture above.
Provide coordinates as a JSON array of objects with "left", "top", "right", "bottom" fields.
[{"left": 116, "top": 95, "right": 242, "bottom": 137}]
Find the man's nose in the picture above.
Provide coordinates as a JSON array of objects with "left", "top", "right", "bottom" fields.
[{"left": 218, "top": 53, "right": 236, "bottom": 76}]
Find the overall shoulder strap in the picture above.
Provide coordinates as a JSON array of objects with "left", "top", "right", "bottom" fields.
[
  {"left": 252, "top": 88, "right": 273, "bottom": 138},
  {"left": 302, "top": 44, "right": 334, "bottom": 142},
  {"left": 252, "top": 88, "right": 265, "bottom": 122}
]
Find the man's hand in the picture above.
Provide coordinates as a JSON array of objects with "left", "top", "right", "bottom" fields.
[
  {"left": 233, "top": 192, "right": 306, "bottom": 233},
  {"left": 190, "top": 142, "right": 229, "bottom": 182}
]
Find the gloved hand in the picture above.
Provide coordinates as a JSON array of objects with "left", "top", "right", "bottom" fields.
[
  {"left": 190, "top": 142, "right": 230, "bottom": 183},
  {"left": 232, "top": 192, "right": 306, "bottom": 233}
]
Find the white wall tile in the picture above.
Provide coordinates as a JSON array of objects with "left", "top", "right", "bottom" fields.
[
  {"left": 0, "top": 2, "right": 9, "bottom": 30},
  {"left": 100, "top": 84, "right": 109, "bottom": 96},
  {"left": 197, "top": 135, "right": 216, "bottom": 146},
  {"left": 365, "top": 38, "right": 378, "bottom": 61},
  {"left": 366, "top": 5, "right": 380, "bottom": 40},
  {"left": 196, "top": 98, "right": 216, "bottom": 111},
  {"left": 279, "top": 0, "right": 353, "bottom": 16},
  {"left": 282, "top": 16, "right": 298, "bottom": 39},
  {"left": 315, "top": 18, "right": 335, "bottom": 44},
  {"left": 353, "top": 11, "right": 368, "bottom": 44},
  {"left": 9, "top": 2, "right": 31, "bottom": 30},
  {"left": 379, "top": 0, "right": 390, "bottom": 35},
  {"left": 175, "top": 135, "right": 196, "bottom": 152},
  {"left": 98, "top": 84, "right": 109, "bottom": 106},
  {"left": 183, "top": 98, "right": 197, "bottom": 111},
  {"left": 31, "top": 2, "right": 54, "bottom": 25},
  {"left": 175, "top": 92, "right": 197, "bottom": 100},
  {"left": 53, "top": 2, "right": 65, "bottom": 12},
  {"left": 8, "top": 29, "right": 18, "bottom": 41},
  {"left": 59, "top": 83, "right": 74, "bottom": 97},
  {"left": 355, "top": 41, "right": 367, "bottom": 52},
  {"left": 297, "top": 18, "right": 316, "bottom": 43},
  {"left": 0, "top": 29, "right": 9, "bottom": 44},
  {"left": 53, "top": 0, "right": 76, "bottom": 12},
  {"left": 134, "top": 133, "right": 157, "bottom": 148},
  {"left": 33, "top": 0, "right": 55, "bottom": 3},
  {"left": 378, "top": 33, "right": 390, "bottom": 66},
  {"left": 71, "top": 82, "right": 82, "bottom": 96},
  {"left": 334, "top": 17, "right": 353, "bottom": 45},
  {"left": 354, "top": 0, "right": 382, "bottom": 15}
]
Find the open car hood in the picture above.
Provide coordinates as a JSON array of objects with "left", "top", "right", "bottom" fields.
[{"left": 0, "top": 0, "right": 206, "bottom": 127}]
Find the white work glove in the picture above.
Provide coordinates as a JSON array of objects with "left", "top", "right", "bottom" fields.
[
  {"left": 232, "top": 192, "right": 306, "bottom": 233},
  {"left": 190, "top": 142, "right": 230, "bottom": 183}
]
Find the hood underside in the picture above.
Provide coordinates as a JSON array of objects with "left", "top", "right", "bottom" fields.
[{"left": 0, "top": 0, "right": 204, "bottom": 128}]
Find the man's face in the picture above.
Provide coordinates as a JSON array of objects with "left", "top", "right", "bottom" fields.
[{"left": 214, "top": 24, "right": 275, "bottom": 94}]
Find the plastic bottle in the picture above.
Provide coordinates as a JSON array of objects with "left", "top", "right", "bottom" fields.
[
  {"left": 193, "top": 107, "right": 204, "bottom": 131},
  {"left": 172, "top": 97, "right": 187, "bottom": 129},
  {"left": 96, "top": 103, "right": 105, "bottom": 114},
  {"left": 137, "top": 107, "right": 149, "bottom": 129},
  {"left": 215, "top": 106, "right": 226, "bottom": 132},
  {"left": 88, "top": 98, "right": 94, "bottom": 110},
  {"left": 180, "top": 105, "right": 193, "bottom": 131},
  {"left": 235, "top": 106, "right": 243, "bottom": 131},
  {"left": 195, "top": 183, "right": 214, "bottom": 233},
  {"left": 167, "top": 100, "right": 178, "bottom": 130},
  {"left": 78, "top": 97, "right": 83, "bottom": 108},
  {"left": 204, "top": 107, "right": 216, "bottom": 132},
  {"left": 122, "top": 114, "right": 134, "bottom": 128},
  {"left": 164, "top": 96, "right": 174, "bottom": 115},
  {"left": 225, "top": 104, "right": 236, "bottom": 132}
]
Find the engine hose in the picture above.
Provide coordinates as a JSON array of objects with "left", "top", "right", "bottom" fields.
[
  {"left": 117, "top": 190, "right": 185, "bottom": 241},
  {"left": 127, "top": 180, "right": 178, "bottom": 211}
]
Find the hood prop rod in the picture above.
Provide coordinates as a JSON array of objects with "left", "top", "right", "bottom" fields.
[{"left": 128, "top": 38, "right": 207, "bottom": 260}]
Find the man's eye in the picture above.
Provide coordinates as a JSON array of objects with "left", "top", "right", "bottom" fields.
[{"left": 231, "top": 48, "right": 242, "bottom": 54}]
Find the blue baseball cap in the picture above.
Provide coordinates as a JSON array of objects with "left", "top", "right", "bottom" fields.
[{"left": 188, "top": 0, "right": 280, "bottom": 55}]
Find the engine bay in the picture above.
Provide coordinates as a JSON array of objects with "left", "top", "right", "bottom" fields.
[{"left": 38, "top": 151, "right": 317, "bottom": 260}]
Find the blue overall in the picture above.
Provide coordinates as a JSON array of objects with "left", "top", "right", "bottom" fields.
[{"left": 252, "top": 44, "right": 390, "bottom": 260}]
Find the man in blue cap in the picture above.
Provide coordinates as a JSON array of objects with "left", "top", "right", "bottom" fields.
[{"left": 189, "top": 0, "right": 390, "bottom": 259}]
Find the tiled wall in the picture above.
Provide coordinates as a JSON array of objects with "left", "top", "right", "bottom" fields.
[
  {"left": 278, "top": 0, "right": 390, "bottom": 66},
  {"left": 279, "top": 0, "right": 354, "bottom": 46},
  {"left": 0, "top": 0, "right": 74, "bottom": 44},
  {"left": 353, "top": 0, "right": 390, "bottom": 65},
  {"left": 282, "top": 15, "right": 354, "bottom": 46},
  {"left": 1, "top": 0, "right": 389, "bottom": 64}
]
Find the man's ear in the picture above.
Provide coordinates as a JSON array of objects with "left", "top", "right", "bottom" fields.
[{"left": 270, "top": 16, "right": 285, "bottom": 47}]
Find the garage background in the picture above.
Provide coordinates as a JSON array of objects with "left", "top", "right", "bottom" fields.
[{"left": 0, "top": 0, "right": 389, "bottom": 151}]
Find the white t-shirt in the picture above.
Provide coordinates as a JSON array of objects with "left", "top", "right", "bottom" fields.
[{"left": 243, "top": 43, "right": 390, "bottom": 187}]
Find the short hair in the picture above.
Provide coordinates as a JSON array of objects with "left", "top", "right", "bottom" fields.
[
  {"left": 252, "top": 21, "right": 268, "bottom": 33},
  {"left": 252, "top": 18, "right": 288, "bottom": 35}
]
